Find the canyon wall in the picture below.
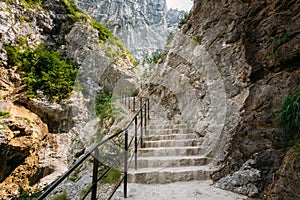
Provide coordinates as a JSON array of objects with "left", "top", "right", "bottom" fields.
[
  {"left": 142, "top": 0, "right": 300, "bottom": 198},
  {"left": 75, "top": 0, "right": 182, "bottom": 59},
  {"left": 0, "top": 0, "right": 137, "bottom": 198}
]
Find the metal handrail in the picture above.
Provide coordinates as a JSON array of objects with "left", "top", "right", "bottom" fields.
[{"left": 37, "top": 94, "right": 150, "bottom": 200}]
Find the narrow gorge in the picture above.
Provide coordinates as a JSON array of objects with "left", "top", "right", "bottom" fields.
[{"left": 0, "top": 0, "right": 299, "bottom": 199}]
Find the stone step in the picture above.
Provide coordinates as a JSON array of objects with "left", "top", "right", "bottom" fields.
[
  {"left": 129, "top": 156, "right": 211, "bottom": 169},
  {"left": 143, "top": 139, "right": 203, "bottom": 148},
  {"left": 148, "top": 124, "right": 189, "bottom": 129},
  {"left": 143, "top": 134, "right": 198, "bottom": 141},
  {"left": 138, "top": 146, "right": 203, "bottom": 157},
  {"left": 146, "top": 128, "right": 193, "bottom": 135},
  {"left": 127, "top": 166, "right": 213, "bottom": 184},
  {"left": 149, "top": 120, "right": 183, "bottom": 125}
]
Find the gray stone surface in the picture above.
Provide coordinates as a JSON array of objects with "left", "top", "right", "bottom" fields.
[
  {"left": 112, "top": 180, "right": 247, "bottom": 200},
  {"left": 75, "top": 0, "right": 183, "bottom": 59}
]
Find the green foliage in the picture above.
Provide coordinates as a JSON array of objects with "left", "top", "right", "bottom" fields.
[
  {"left": 18, "top": 187, "right": 43, "bottom": 200},
  {"left": 53, "top": 191, "right": 67, "bottom": 200},
  {"left": 91, "top": 19, "right": 112, "bottom": 41},
  {"left": 68, "top": 165, "right": 82, "bottom": 182},
  {"left": 271, "top": 32, "right": 291, "bottom": 50},
  {"left": 178, "top": 11, "right": 192, "bottom": 29},
  {"left": 16, "top": 116, "right": 32, "bottom": 124},
  {"left": 268, "top": 32, "right": 291, "bottom": 60},
  {"left": 61, "top": 0, "right": 112, "bottom": 41},
  {"left": 102, "top": 36, "right": 136, "bottom": 64},
  {"left": 278, "top": 86, "right": 300, "bottom": 158},
  {"left": 278, "top": 86, "right": 300, "bottom": 134},
  {"left": 95, "top": 87, "right": 113, "bottom": 121},
  {"left": 195, "top": 35, "right": 204, "bottom": 44},
  {"left": 0, "top": 110, "right": 11, "bottom": 118},
  {"left": 16, "top": 36, "right": 29, "bottom": 47},
  {"left": 206, "top": 151, "right": 215, "bottom": 158},
  {"left": 166, "top": 32, "right": 175, "bottom": 46},
  {"left": 20, "top": 0, "right": 41, "bottom": 8},
  {"left": 0, "top": 122, "right": 8, "bottom": 130},
  {"left": 140, "top": 51, "right": 163, "bottom": 79},
  {"left": 101, "top": 168, "right": 121, "bottom": 184},
  {"left": 295, "top": 138, "right": 300, "bottom": 160},
  {"left": 5, "top": 45, "right": 78, "bottom": 101},
  {"left": 143, "top": 51, "right": 163, "bottom": 65},
  {"left": 0, "top": 95, "right": 2, "bottom": 100}
]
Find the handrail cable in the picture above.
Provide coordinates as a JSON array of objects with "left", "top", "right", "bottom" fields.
[{"left": 37, "top": 94, "right": 150, "bottom": 200}]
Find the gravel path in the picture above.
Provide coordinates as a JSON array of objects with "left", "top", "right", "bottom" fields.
[{"left": 112, "top": 180, "right": 248, "bottom": 200}]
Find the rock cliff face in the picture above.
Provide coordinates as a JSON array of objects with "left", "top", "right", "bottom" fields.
[
  {"left": 142, "top": 0, "right": 300, "bottom": 198},
  {"left": 0, "top": 0, "right": 137, "bottom": 198},
  {"left": 74, "top": 0, "right": 182, "bottom": 59}
]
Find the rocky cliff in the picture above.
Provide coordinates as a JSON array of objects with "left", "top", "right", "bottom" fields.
[
  {"left": 0, "top": 0, "right": 137, "bottom": 198},
  {"left": 142, "top": 0, "right": 300, "bottom": 198},
  {"left": 74, "top": 0, "right": 183, "bottom": 59}
]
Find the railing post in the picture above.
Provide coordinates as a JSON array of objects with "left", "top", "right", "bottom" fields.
[
  {"left": 147, "top": 98, "right": 150, "bottom": 120},
  {"left": 128, "top": 95, "right": 131, "bottom": 110},
  {"left": 124, "top": 130, "right": 128, "bottom": 198},
  {"left": 133, "top": 96, "right": 135, "bottom": 112},
  {"left": 140, "top": 98, "right": 143, "bottom": 148},
  {"left": 124, "top": 94, "right": 127, "bottom": 107},
  {"left": 144, "top": 102, "right": 147, "bottom": 136},
  {"left": 91, "top": 148, "right": 99, "bottom": 200},
  {"left": 134, "top": 117, "right": 138, "bottom": 170}
]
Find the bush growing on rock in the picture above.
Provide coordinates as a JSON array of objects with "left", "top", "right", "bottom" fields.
[
  {"left": 5, "top": 45, "right": 78, "bottom": 101},
  {"left": 61, "top": 0, "right": 112, "bottom": 41},
  {"left": 278, "top": 86, "right": 300, "bottom": 135},
  {"left": 278, "top": 86, "right": 300, "bottom": 158}
]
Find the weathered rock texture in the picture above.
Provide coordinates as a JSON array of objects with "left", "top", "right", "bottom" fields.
[
  {"left": 0, "top": 101, "right": 48, "bottom": 198},
  {"left": 0, "top": 0, "right": 137, "bottom": 198},
  {"left": 74, "top": 0, "right": 182, "bottom": 59},
  {"left": 142, "top": 0, "right": 300, "bottom": 198}
]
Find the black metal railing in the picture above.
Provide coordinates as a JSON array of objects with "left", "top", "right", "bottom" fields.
[{"left": 37, "top": 94, "right": 150, "bottom": 200}]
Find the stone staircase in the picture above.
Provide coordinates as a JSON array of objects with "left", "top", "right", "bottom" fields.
[{"left": 127, "top": 112, "right": 215, "bottom": 184}]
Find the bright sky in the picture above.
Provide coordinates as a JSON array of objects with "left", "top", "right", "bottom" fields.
[{"left": 166, "top": 0, "right": 193, "bottom": 11}]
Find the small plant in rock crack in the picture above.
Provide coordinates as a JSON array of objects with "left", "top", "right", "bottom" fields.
[
  {"left": 178, "top": 11, "right": 192, "bottom": 29},
  {"left": 95, "top": 87, "right": 114, "bottom": 122},
  {"left": 278, "top": 86, "right": 300, "bottom": 136},
  {"left": 0, "top": 110, "right": 11, "bottom": 118},
  {"left": 277, "top": 85, "right": 300, "bottom": 158}
]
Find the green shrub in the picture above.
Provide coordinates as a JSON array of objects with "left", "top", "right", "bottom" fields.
[
  {"left": 5, "top": 45, "right": 78, "bottom": 101},
  {"left": 20, "top": 0, "right": 41, "bottom": 7},
  {"left": 143, "top": 51, "right": 163, "bottom": 65},
  {"left": 178, "top": 11, "right": 192, "bottom": 29},
  {"left": 95, "top": 87, "right": 113, "bottom": 121},
  {"left": 166, "top": 32, "right": 175, "bottom": 46},
  {"left": 102, "top": 36, "right": 135, "bottom": 64},
  {"left": 278, "top": 86, "right": 300, "bottom": 158},
  {"left": 18, "top": 187, "right": 43, "bottom": 200},
  {"left": 0, "top": 122, "right": 8, "bottom": 130},
  {"left": 278, "top": 86, "right": 300, "bottom": 134},
  {"left": 53, "top": 191, "right": 67, "bottom": 200},
  {"left": 268, "top": 32, "right": 291, "bottom": 61},
  {"left": 0, "top": 110, "right": 11, "bottom": 118},
  {"left": 61, "top": 0, "right": 112, "bottom": 41},
  {"left": 101, "top": 168, "right": 121, "bottom": 184},
  {"left": 91, "top": 19, "right": 112, "bottom": 41}
]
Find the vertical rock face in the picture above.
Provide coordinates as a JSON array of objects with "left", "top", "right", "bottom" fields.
[
  {"left": 0, "top": 0, "right": 138, "bottom": 198},
  {"left": 142, "top": 0, "right": 300, "bottom": 198},
  {"left": 74, "top": 0, "right": 182, "bottom": 59}
]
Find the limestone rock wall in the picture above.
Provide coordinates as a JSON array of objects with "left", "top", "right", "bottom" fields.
[
  {"left": 74, "top": 0, "right": 182, "bottom": 59},
  {"left": 142, "top": 0, "right": 300, "bottom": 198},
  {"left": 0, "top": 0, "right": 138, "bottom": 198}
]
